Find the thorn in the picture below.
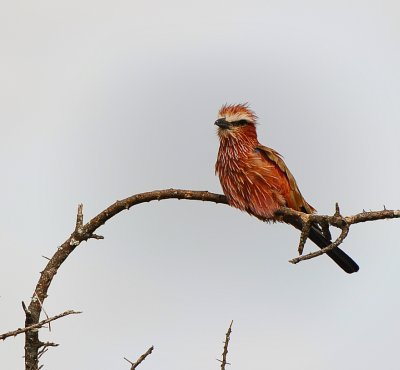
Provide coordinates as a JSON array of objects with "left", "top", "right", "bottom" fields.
[
  {"left": 22, "top": 301, "right": 30, "bottom": 315},
  {"left": 89, "top": 234, "right": 104, "bottom": 240},
  {"left": 124, "top": 357, "right": 134, "bottom": 366},
  {"left": 216, "top": 359, "right": 231, "bottom": 365},
  {"left": 334, "top": 202, "right": 341, "bottom": 217}
]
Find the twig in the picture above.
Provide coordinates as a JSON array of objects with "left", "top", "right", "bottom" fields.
[
  {"left": 217, "top": 321, "right": 233, "bottom": 370},
  {"left": 38, "top": 341, "right": 59, "bottom": 360},
  {"left": 1, "top": 310, "right": 81, "bottom": 341},
  {"left": 124, "top": 346, "right": 154, "bottom": 369},
  {"left": 289, "top": 223, "right": 350, "bottom": 264}
]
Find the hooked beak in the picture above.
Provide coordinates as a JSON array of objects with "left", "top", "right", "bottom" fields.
[{"left": 214, "top": 118, "right": 230, "bottom": 129}]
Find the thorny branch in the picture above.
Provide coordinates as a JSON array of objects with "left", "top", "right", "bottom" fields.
[
  {"left": 124, "top": 346, "right": 154, "bottom": 370},
  {"left": 24, "top": 190, "right": 226, "bottom": 370},
  {"left": 217, "top": 321, "right": 233, "bottom": 370},
  {"left": 19, "top": 188, "right": 400, "bottom": 370},
  {"left": 0, "top": 309, "right": 81, "bottom": 341},
  {"left": 275, "top": 204, "right": 400, "bottom": 264}
]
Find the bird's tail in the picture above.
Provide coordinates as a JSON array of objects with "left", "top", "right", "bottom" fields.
[{"left": 290, "top": 220, "right": 359, "bottom": 274}]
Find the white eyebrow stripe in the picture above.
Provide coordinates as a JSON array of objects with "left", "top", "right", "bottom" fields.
[{"left": 218, "top": 112, "right": 252, "bottom": 122}]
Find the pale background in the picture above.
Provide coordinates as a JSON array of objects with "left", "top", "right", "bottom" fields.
[{"left": 1, "top": 1, "right": 400, "bottom": 369}]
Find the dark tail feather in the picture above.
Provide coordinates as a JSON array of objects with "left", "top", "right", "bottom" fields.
[{"left": 290, "top": 220, "right": 359, "bottom": 274}]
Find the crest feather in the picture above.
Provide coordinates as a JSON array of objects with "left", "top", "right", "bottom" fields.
[{"left": 218, "top": 103, "right": 258, "bottom": 123}]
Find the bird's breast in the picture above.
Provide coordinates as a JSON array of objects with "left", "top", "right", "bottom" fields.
[{"left": 216, "top": 149, "right": 288, "bottom": 219}]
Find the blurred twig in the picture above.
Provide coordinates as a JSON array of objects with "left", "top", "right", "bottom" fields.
[
  {"left": 124, "top": 346, "right": 154, "bottom": 370},
  {"left": 0, "top": 309, "right": 81, "bottom": 341},
  {"left": 217, "top": 321, "right": 233, "bottom": 370}
]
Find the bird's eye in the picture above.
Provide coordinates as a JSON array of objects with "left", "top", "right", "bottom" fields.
[{"left": 232, "top": 119, "right": 249, "bottom": 126}]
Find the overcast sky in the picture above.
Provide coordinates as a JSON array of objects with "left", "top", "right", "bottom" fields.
[{"left": 1, "top": 1, "right": 400, "bottom": 369}]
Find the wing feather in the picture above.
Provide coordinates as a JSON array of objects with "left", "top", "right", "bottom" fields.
[{"left": 256, "top": 145, "right": 315, "bottom": 213}]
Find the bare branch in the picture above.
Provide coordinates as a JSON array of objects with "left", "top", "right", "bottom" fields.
[
  {"left": 38, "top": 341, "right": 59, "bottom": 361},
  {"left": 23, "top": 187, "right": 400, "bottom": 369},
  {"left": 289, "top": 223, "right": 350, "bottom": 264},
  {"left": 217, "top": 321, "right": 233, "bottom": 370},
  {"left": 275, "top": 206, "right": 400, "bottom": 264},
  {"left": 124, "top": 346, "right": 154, "bottom": 370},
  {"left": 1, "top": 310, "right": 81, "bottom": 341},
  {"left": 25, "top": 190, "right": 227, "bottom": 370},
  {"left": 276, "top": 206, "right": 400, "bottom": 228},
  {"left": 346, "top": 209, "right": 400, "bottom": 224}
]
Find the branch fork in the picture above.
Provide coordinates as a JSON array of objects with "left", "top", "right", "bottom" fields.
[
  {"left": 124, "top": 346, "right": 154, "bottom": 370},
  {"left": 70, "top": 204, "right": 104, "bottom": 247}
]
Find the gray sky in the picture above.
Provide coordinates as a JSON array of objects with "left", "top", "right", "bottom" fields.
[{"left": 1, "top": 1, "right": 400, "bottom": 369}]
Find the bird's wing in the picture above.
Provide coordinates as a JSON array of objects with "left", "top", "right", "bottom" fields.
[{"left": 255, "top": 145, "right": 315, "bottom": 213}]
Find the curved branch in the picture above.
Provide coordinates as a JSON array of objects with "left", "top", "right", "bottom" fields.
[
  {"left": 24, "top": 189, "right": 227, "bottom": 370},
  {"left": 23, "top": 188, "right": 400, "bottom": 369},
  {"left": 289, "top": 223, "right": 350, "bottom": 264}
]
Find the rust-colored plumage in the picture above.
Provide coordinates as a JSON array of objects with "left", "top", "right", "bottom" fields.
[{"left": 215, "top": 103, "right": 359, "bottom": 273}]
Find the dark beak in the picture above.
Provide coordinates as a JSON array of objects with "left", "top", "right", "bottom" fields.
[{"left": 214, "top": 118, "right": 230, "bottom": 129}]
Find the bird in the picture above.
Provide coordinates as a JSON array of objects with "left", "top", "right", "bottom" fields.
[{"left": 214, "top": 103, "right": 359, "bottom": 273}]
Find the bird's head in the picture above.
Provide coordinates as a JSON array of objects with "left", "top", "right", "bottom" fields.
[{"left": 215, "top": 103, "right": 258, "bottom": 140}]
